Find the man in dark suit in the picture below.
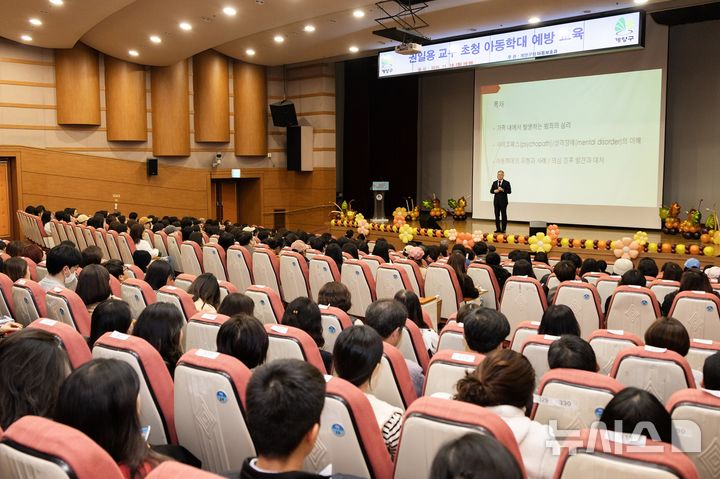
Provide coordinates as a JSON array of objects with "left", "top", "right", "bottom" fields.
[{"left": 490, "top": 170, "right": 511, "bottom": 233}]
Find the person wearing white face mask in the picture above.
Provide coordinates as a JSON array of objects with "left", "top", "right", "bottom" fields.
[{"left": 38, "top": 244, "right": 82, "bottom": 292}]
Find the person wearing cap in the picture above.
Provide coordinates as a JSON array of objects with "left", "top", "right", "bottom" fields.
[
  {"left": 660, "top": 268, "right": 720, "bottom": 317},
  {"left": 611, "top": 258, "right": 634, "bottom": 276},
  {"left": 76, "top": 214, "right": 89, "bottom": 225},
  {"left": 684, "top": 258, "right": 702, "bottom": 271},
  {"left": 139, "top": 216, "right": 152, "bottom": 229},
  {"left": 705, "top": 266, "right": 720, "bottom": 283},
  {"left": 406, "top": 246, "right": 427, "bottom": 276},
  {"left": 290, "top": 240, "right": 310, "bottom": 262}
]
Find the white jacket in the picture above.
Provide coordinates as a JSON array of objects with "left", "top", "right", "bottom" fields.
[{"left": 486, "top": 405, "right": 559, "bottom": 479}]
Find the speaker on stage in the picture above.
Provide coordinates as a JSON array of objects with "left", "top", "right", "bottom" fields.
[
  {"left": 529, "top": 221, "right": 547, "bottom": 236},
  {"left": 269, "top": 100, "right": 298, "bottom": 127},
  {"left": 419, "top": 211, "right": 441, "bottom": 230}
]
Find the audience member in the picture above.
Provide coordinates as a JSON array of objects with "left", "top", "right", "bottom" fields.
[
  {"left": 534, "top": 251, "right": 550, "bottom": 265},
  {"left": 324, "top": 243, "right": 344, "bottom": 270},
  {"left": 660, "top": 261, "right": 683, "bottom": 282},
  {"left": 144, "top": 260, "right": 175, "bottom": 291},
  {"left": 104, "top": 259, "right": 126, "bottom": 282},
  {"left": 455, "top": 302, "right": 481, "bottom": 324},
  {"left": 543, "top": 260, "right": 575, "bottom": 303},
  {"left": 578, "top": 258, "right": 599, "bottom": 278},
  {"left": 538, "top": 304, "right": 581, "bottom": 337},
  {"left": 463, "top": 307, "right": 510, "bottom": 354},
  {"left": 4, "top": 256, "right": 29, "bottom": 282},
  {"left": 188, "top": 273, "right": 221, "bottom": 313},
  {"left": 89, "top": 299, "right": 133, "bottom": 347},
  {"left": 430, "top": 433, "right": 524, "bottom": 479},
  {"left": 637, "top": 257, "right": 659, "bottom": 278},
  {"left": 372, "top": 240, "right": 390, "bottom": 263},
  {"left": 21, "top": 243, "right": 44, "bottom": 264},
  {"left": 394, "top": 289, "right": 438, "bottom": 354},
  {"left": 80, "top": 245, "right": 103, "bottom": 267},
  {"left": 133, "top": 250, "right": 152, "bottom": 272},
  {"left": 512, "top": 259, "right": 536, "bottom": 278},
  {"left": 612, "top": 258, "right": 633, "bottom": 276},
  {"left": 644, "top": 316, "right": 690, "bottom": 356},
  {"left": 130, "top": 223, "right": 159, "bottom": 257},
  {"left": 318, "top": 281, "right": 352, "bottom": 313},
  {"left": 75, "top": 264, "right": 113, "bottom": 314},
  {"left": 218, "top": 292, "right": 255, "bottom": 316},
  {"left": 6, "top": 240, "right": 24, "bottom": 258},
  {"left": 282, "top": 297, "right": 331, "bottom": 372},
  {"left": 604, "top": 268, "right": 653, "bottom": 313},
  {"left": 661, "top": 269, "right": 719, "bottom": 316},
  {"left": 216, "top": 313, "right": 269, "bottom": 370},
  {"left": 485, "top": 252, "right": 510, "bottom": 291},
  {"left": 133, "top": 303, "right": 184, "bottom": 376},
  {"left": 38, "top": 244, "right": 82, "bottom": 291},
  {"left": 341, "top": 242, "right": 359, "bottom": 260},
  {"left": 218, "top": 232, "right": 235, "bottom": 251},
  {"left": 547, "top": 335, "right": 598, "bottom": 372},
  {"left": 448, "top": 252, "right": 479, "bottom": 299},
  {"left": 702, "top": 352, "right": 720, "bottom": 391},
  {"left": 472, "top": 242, "right": 488, "bottom": 262},
  {"left": 599, "top": 387, "right": 672, "bottom": 444}
]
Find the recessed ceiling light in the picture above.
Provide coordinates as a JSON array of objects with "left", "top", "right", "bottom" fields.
[
  {"left": 149, "top": 35, "right": 162, "bottom": 44},
  {"left": 634, "top": 0, "right": 648, "bottom": 4},
  {"left": 223, "top": 6, "right": 237, "bottom": 16},
  {"left": 246, "top": 48, "right": 256, "bottom": 56},
  {"left": 179, "top": 22, "right": 192, "bottom": 31},
  {"left": 29, "top": 18, "right": 43, "bottom": 26},
  {"left": 353, "top": 9, "right": 365, "bottom": 18},
  {"left": 128, "top": 50, "right": 139, "bottom": 57},
  {"left": 49, "top": 0, "right": 63, "bottom": 5},
  {"left": 528, "top": 16, "right": 541, "bottom": 24},
  {"left": 304, "top": 24, "right": 316, "bottom": 33},
  {"left": 273, "top": 34, "right": 284, "bottom": 43},
  {"left": 349, "top": 46, "right": 359, "bottom": 53},
  {"left": 21, "top": 35, "right": 33, "bottom": 42}
]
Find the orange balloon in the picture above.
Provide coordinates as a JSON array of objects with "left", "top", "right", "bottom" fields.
[
  {"left": 518, "top": 235, "right": 526, "bottom": 244},
  {"left": 496, "top": 234, "right": 505, "bottom": 243},
  {"left": 597, "top": 240, "right": 607, "bottom": 250},
  {"left": 701, "top": 234, "right": 711, "bottom": 244},
  {"left": 689, "top": 245, "right": 701, "bottom": 255},
  {"left": 661, "top": 243, "right": 672, "bottom": 253},
  {"left": 571, "top": 239, "right": 581, "bottom": 248}
]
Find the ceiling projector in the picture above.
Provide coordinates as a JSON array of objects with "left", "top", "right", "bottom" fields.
[{"left": 395, "top": 42, "right": 422, "bottom": 55}]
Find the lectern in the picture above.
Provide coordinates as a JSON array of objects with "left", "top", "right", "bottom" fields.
[{"left": 371, "top": 181, "right": 389, "bottom": 223}]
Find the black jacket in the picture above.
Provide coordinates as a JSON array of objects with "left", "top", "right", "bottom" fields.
[{"left": 490, "top": 180, "right": 511, "bottom": 205}]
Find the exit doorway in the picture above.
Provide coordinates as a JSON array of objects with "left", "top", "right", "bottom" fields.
[{"left": 210, "top": 178, "right": 262, "bottom": 226}]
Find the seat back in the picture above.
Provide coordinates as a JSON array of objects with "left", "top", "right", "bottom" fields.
[
  {"left": 532, "top": 262, "right": 553, "bottom": 281},
  {"left": 318, "top": 305, "right": 353, "bottom": 353},
  {"left": 669, "top": 291, "right": 720, "bottom": 342},
  {"left": 366, "top": 343, "right": 416, "bottom": 411},
  {"left": 11, "top": 278, "right": 47, "bottom": 325},
  {"left": 49, "top": 220, "right": 64, "bottom": 247},
  {"left": 582, "top": 272, "right": 606, "bottom": 286},
  {"left": 92, "top": 227, "right": 111, "bottom": 261},
  {"left": 340, "top": 259, "right": 377, "bottom": 318},
  {"left": 28, "top": 318, "right": 92, "bottom": 369},
  {"left": 264, "top": 324, "right": 326, "bottom": 374},
  {"left": 120, "top": 278, "right": 157, "bottom": 319},
  {"left": 392, "top": 258, "right": 425, "bottom": 297},
  {"left": 202, "top": 243, "right": 227, "bottom": 281},
  {"left": 252, "top": 249, "right": 282, "bottom": 297},
  {"left": 218, "top": 280, "right": 236, "bottom": 302},
  {"left": 154, "top": 231, "right": 169, "bottom": 258},
  {"left": 141, "top": 229, "right": 154, "bottom": 248},
  {"left": 396, "top": 319, "right": 431, "bottom": 372},
  {"left": 359, "top": 254, "right": 385, "bottom": 278},
  {"left": 650, "top": 279, "right": 681, "bottom": 306},
  {"left": 0, "top": 416, "right": 125, "bottom": 479},
  {"left": 553, "top": 281, "right": 603, "bottom": 340},
  {"left": 21, "top": 256, "right": 38, "bottom": 281},
  {"left": 510, "top": 320, "right": 541, "bottom": 352},
  {"left": 532, "top": 369, "right": 624, "bottom": 434},
  {"left": 245, "top": 285, "right": 284, "bottom": 325},
  {"left": 393, "top": 397, "right": 526, "bottom": 479},
  {"left": 35, "top": 261, "right": 48, "bottom": 281},
  {"left": 156, "top": 285, "right": 197, "bottom": 323},
  {"left": 185, "top": 312, "right": 230, "bottom": 352},
  {"left": 73, "top": 224, "right": 88, "bottom": 251},
  {"left": 668, "top": 389, "right": 720, "bottom": 479},
  {"left": 499, "top": 276, "right": 548, "bottom": 339},
  {"left": 467, "top": 263, "right": 500, "bottom": 310},
  {"left": 174, "top": 349, "right": 253, "bottom": 473},
  {"left": 166, "top": 232, "right": 185, "bottom": 273},
  {"left": 181, "top": 241, "right": 204, "bottom": 276},
  {"left": 437, "top": 321, "right": 467, "bottom": 352},
  {"left": 308, "top": 255, "right": 340, "bottom": 302},
  {"left": 279, "top": 251, "right": 311, "bottom": 303},
  {"left": 105, "top": 230, "right": 122, "bottom": 261},
  {"left": 596, "top": 276, "right": 621, "bottom": 312},
  {"left": 375, "top": 263, "right": 413, "bottom": 300},
  {"left": 605, "top": 286, "right": 660, "bottom": 338},
  {"left": 424, "top": 263, "right": 463, "bottom": 319},
  {"left": 226, "top": 245, "right": 254, "bottom": 292},
  {"left": 422, "top": 350, "right": 484, "bottom": 396},
  {"left": 519, "top": 334, "right": 558, "bottom": 385},
  {"left": 0, "top": 272, "right": 15, "bottom": 318},
  {"left": 92, "top": 331, "right": 176, "bottom": 445},
  {"left": 553, "top": 429, "right": 699, "bottom": 479},
  {"left": 173, "top": 273, "right": 195, "bottom": 292},
  {"left": 62, "top": 222, "right": 78, "bottom": 247},
  {"left": 588, "top": 329, "right": 644, "bottom": 374},
  {"left": 44, "top": 286, "right": 92, "bottom": 336},
  {"left": 610, "top": 345, "right": 695, "bottom": 403},
  {"left": 125, "top": 264, "right": 145, "bottom": 281},
  {"left": 686, "top": 338, "right": 720, "bottom": 371}
]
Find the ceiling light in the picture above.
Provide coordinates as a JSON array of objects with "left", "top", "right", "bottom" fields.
[
  {"left": 222, "top": 6, "right": 237, "bottom": 16},
  {"left": 353, "top": 9, "right": 365, "bottom": 18},
  {"left": 528, "top": 16, "right": 541, "bottom": 24},
  {"left": 128, "top": 50, "right": 139, "bottom": 57},
  {"left": 49, "top": 0, "right": 63, "bottom": 5},
  {"left": 349, "top": 46, "right": 359, "bottom": 53},
  {"left": 29, "top": 18, "right": 43, "bottom": 26},
  {"left": 246, "top": 48, "right": 256, "bottom": 56},
  {"left": 304, "top": 24, "right": 316, "bottom": 33},
  {"left": 149, "top": 35, "right": 162, "bottom": 44},
  {"left": 634, "top": 0, "right": 648, "bottom": 4},
  {"left": 179, "top": 22, "right": 192, "bottom": 31},
  {"left": 273, "top": 34, "right": 284, "bottom": 43},
  {"left": 21, "top": 35, "right": 33, "bottom": 42}
]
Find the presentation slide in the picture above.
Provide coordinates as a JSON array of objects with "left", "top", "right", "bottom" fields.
[{"left": 472, "top": 69, "right": 664, "bottom": 229}]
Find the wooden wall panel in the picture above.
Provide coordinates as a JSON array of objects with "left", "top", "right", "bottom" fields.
[
  {"left": 233, "top": 62, "right": 267, "bottom": 156},
  {"left": 54, "top": 43, "right": 100, "bottom": 125},
  {"left": 0, "top": 162, "right": 10, "bottom": 237},
  {"left": 151, "top": 60, "right": 190, "bottom": 156},
  {"left": 104, "top": 56, "right": 147, "bottom": 141},
  {"left": 193, "top": 50, "right": 229, "bottom": 142}
]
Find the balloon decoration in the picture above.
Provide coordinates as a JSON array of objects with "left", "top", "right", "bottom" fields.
[
  {"left": 447, "top": 229, "right": 457, "bottom": 242},
  {"left": 398, "top": 224, "right": 414, "bottom": 244},
  {"left": 614, "top": 237, "right": 640, "bottom": 259},
  {"left": 547, "top": 224, "right": 560, "bottom": 240},
  {"left": 393, "top": 214, "right": 406, "bottom": 228},
  {"left": 472, "top": 230, "right": 484, "bottom": 243},
  {"left": 456, "top": 232, "right": 475, "bottom": 248},
  {"left": 356, "top": 218, "right": 369, "bottom": 237},
  {"left": 633, "top": 231, "right": 649, "bottom": 246},
  {"left": 529, "top": 232, "right": 553, "bottom": 253}
]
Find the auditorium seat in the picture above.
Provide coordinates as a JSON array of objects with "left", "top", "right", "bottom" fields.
[
  {"left": 124, "top": 264, "right": 145, "bottom": 281},
  {"left": 202, "top": 243, "right": 227, "bottom": 281},
  {"left": 264, "top": 324, "right": 325, "bottom": 374},
  {"left": 174, "top": 349, "right": 254, "bottom": 473},
  {"left": 92, "top": 227, "right": 112, "bottom": 261},
  {"left": 501, "top": 260, "right": 515, "bottom": 274},
  {"left": 467, "top": 263, "right": 500, "bottom": 310},
  {"left": 610, "top": 345, "right": 696, "bottom": 403},
  {"left": 0, "top": 272, "right": 15, "bottom": 318},
  {"left": 552, "top": 281, "right": 603, "bottom": 339},
  {"left": 686, "top": 338, "right": 720, "bottom": 371},
  {"left": 21, "top": 256, "right": 38, "bottom": 281},
  {"left": 156, "top": 285, "right": 198, "bottom": 323},
  {"left": 510, "top": 320, "right": 541, "bottom": 351},
  {"left": 173, "top": 273, "right": 195, "bottom": 292},
  {"left": 650, "top": 279, "right": 681, "bottom": 306},
  {"left": 181, "top": 241, "right": 204, "bottom": 277},
  {"left": 120, "top": 278, "right": 157, "bottom": 319},
  {"left": 93, "top": 331, "right": 177, "bottom": 445},
  {"left": 423, "top": 350, "right": 483, "bottom": 396},
  {"left": 366, "top": 343, "right": 416, "bottom": 410},
  {"left": 48, "top": 219, "right": 64, "bottom": 247},
  {"left": 305, "top": 248, "right": 321, "bottom": 260},
  {"left": 45, "top": 286, "right": 92, "bottom": 336},
  {"left": 105, "top": 230, "right": 124, "bottom": 261},
  {"left": 35, "top": 261, "right": 48, "bottom": 281},
  {"left": 519, "top": 334, "right": 558, "bottom": 386},
  {"left": 0, "top": 416, "right": 125, "bottom": 479},
  {"left": 396, "top": 319, "right": 431, "bottom": 372},
  {"left": 28, "top": 318, "right": 92, "bottom": 369},
  {"left": 582, "top": 271, "right": 606, "bottom": 286},
  {"left": 340, "top": 259, "right": 376, "bottom": 318},
  {"left": 318, "top": 304, "right": 353, "bottom": 353},
  {"left": 596, "top": 275, "right": 621, "bottom": 313},
  {"left": 499, "top": 276, "right": 548, "bottom": 339},
  {"left": 437, "top": 320, "right": 467, "bottom": 352},
  {"left": 605, "top": 285, "right": 661, "bottom": 338},
  {"left": 252, "top": 249, "right": 282, "bottom": 298},
  {"left": 62, "top": 221, "right": 78, "bottom": 248},
  {"left": 669, "top": 291, "right": 720, "bottom": 342},
  {"left": 165, "top": 231, "right": 185, "bottom": 273},
  {"left": 375, "top": 263, "right": 414, "bottom": 300},
  {"left": 311, "top": 376, "right": 393, "bottom": 478},
  {"left": 141, "top": 229, "right": 155, "bottom": 248},
  {"left": 73, "top": 223, "right": 88, "bottom": 251},
  {"left": 424, "top": 263, "right": 463, "bottom": 320},
  {"left": 532, "top": 261, "right": 553, "bottom": 280},
  {"left": 245, "top": 285, "right": 284, "bottom": 325},
  {"left": 392, "top": 258, "right": 425, "bottom": 297},
  {"left": 153, "top": 231, "right": 170, "bottom": 259},
  {"left": 146, "top": 462, "right": 225, "bottom": 479},
  {"left": 308, "top": 255, "right": 340, "bottom": 302},
  {"left": 11, "top": 278, "right": 48, "bottom": 325},
  {"left": 588, "top": 329, "right": 644, "bottom": 375},
  {"left": 393, "top": 397, "right": 526, "bottom": 479},
  {"left": 359, "top": 254, "right": 386, "bottom": 278},
  {"left": 668, "top": 389, "right": 720, "bottom": 479},
  {"left": 531, "top": 369, "right": 623, "bottom": 434},
  {"left": 279, "top": 251, "right": 311, "bottom": 303},
  {"left": 226, "top": 245, "right": 254, "bottom": 292},
  {"left": 218, "top": 280, "right": 237, "bottom": 302},
  {"left": 186, "top": 312, "right": 230, "bottom": 351},
  {"left": 553, "top": 429, "right": 698, "bottom": 479}
]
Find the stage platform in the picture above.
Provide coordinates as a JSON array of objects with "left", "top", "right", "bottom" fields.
[{"left": 329, "top": 217, "right": 720, "bottom": 268}]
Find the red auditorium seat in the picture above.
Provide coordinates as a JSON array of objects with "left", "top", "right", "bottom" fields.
[
  {"left": 396, "top": 319, "right": 430, "bottom": 372},
  {"left": 279, "top": 251, "right": 311, "bottom": 303},
  {"left": 181, "top": 241, "right": 204, "bottom": 276},
  {"left": 552, "top": 280, "right": 604, "bottom": 339},
  {"left": 500, "top": 276, "right": 548, "bottom": 339},
  {"left": 588, "top": 328, "right": 644, "bottom": 375},
  {"left": 424, "top": 263, "right": 463, "bottom": 320},
  {"left": 340, "top": 259, "right": 377, "bottom": 318},
  {"left": 437, "top": 320, "right": 467, "bottom": 352},
  {"left": 510, "top": 320, "right": 540, "bottom": 352},
  {"left": 156, "top": 285, "right": 198, "bottom": 322},
  {"left": 309, "top": 255, "right": 340, "bottom": 302},
  {"left": 359, "top": 254, "right": 386, "bottom": 278},
  {"left": 519, "top": 334, "right": 558, "bottom": 385},
  {"left": 11, "top": 278, "right": 48, "bottom": 326},
  {"left": 226, "top": 245, "right": 254, "bottom": 292},
  {"left": 264, "top": 323, "right": 327, "bottom": 374},
  {"left": 375, "top": 263, "right": 414, "bottom": 300},
  {"left": 173, "top": 273, "right": 195, "bottom": 292},
  {"left": 185, "top": 312, "right": 230, "bottom": 351},
  {"left": 649, "top": 278, "right": 680, "bottom": 305},
  {"left": 422, "top": 349, "right": 484, "bottom": 397},
  {"left": 669, "top": 291, "right": 720, "bottom": 342},
  {"left": 124, "top": 264, "right": 145, "bottom": 280},
  {"left": 165, "top": 231, "right": 185, "bottom": 273},
  {"left": 467, "top": 263, "right": 500, "bottom": 310},
  {"left": 392, "top": 258, "right": 425, "bottom": 297},
  {"left": 202, "top": 243, "right": 228, "bottom": 281},
  {"left": 0, "top": 272, "right": 15, "bottom": 318},
  {"left": 252, "top": 249, "right": 282, "bottom": 298},
  {"left": 45, "top": 286, "right": 92, "bottom": 336},
  {"left": 28, "top": 318, "right": 92, "bottom": 368},
  {"left": 668, "top": 389, "right": 720, "bottom": 479},
  {"left": 318, "top": 304, "right": 353, "bottom": 353},
  {"left": 245, "top": 285, "right": 285, "bottom": 325},
  {"left": 366, "top": 343, "right": 417, "bottom": 410},
  {"left": 686, "top": 338, "right": 720, "bottom": 371},
  {"left": 20, "top": 256, "right": 38, "bottom": 281},
  {"left": 120, "top": 278, "right": 157, "bottom": 319},
  {"left": 605, "top": 285, "right": 660, "bottom": 338}
]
